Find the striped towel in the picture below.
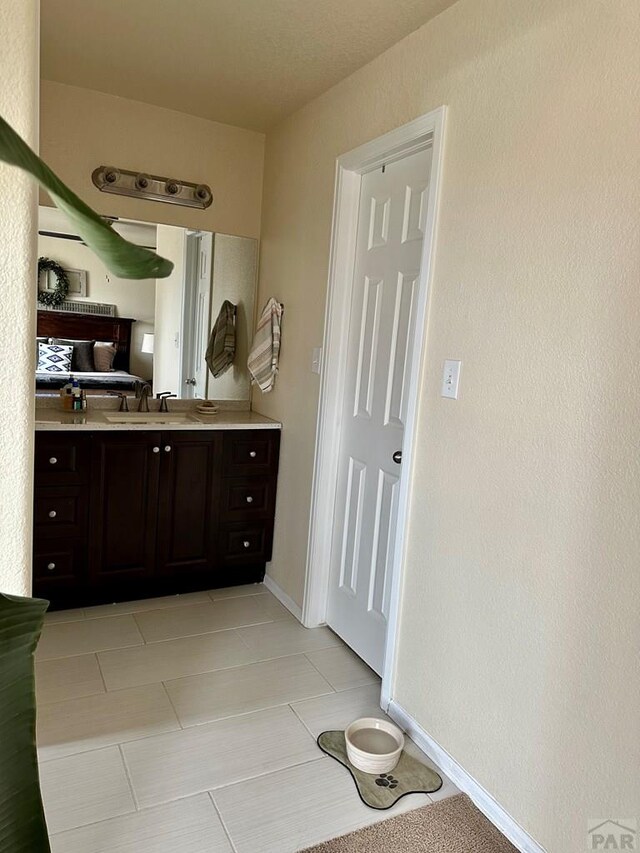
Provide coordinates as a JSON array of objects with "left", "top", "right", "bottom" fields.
[
  {"left": 247, "top": 298, "right": 283, "bottom": 393},
  {"left": 205, "top": 300, "right": 236, "bottom": 378}
]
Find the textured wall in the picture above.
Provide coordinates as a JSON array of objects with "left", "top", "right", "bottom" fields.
[
  {"left": 253, "top": 0, "right": 640, "bottom": 848},
  {"left": 0, "top": 0, "right": 38, "bottom": 596},
  {"left": 40, "top": 81, "right": 264, "bottom": 239}
]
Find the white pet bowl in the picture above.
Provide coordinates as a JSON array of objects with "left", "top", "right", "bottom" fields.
[{"left": 344, "top": 717, "right": 404, "bottom": 775}]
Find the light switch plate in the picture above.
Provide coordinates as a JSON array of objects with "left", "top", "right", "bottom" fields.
[
  {"left": 441, "top": 359, "right": 461, "bottom": 399},
  {"left": 311, "top": 347, "right": 323, "bottom": 375}
]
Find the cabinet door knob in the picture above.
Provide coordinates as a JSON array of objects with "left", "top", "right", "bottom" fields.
[
  {"left": 152, "top": 446, "right": 160, "bottom": 453},
  {"left": 164, "top": 445, "right": 172, "bottom": 452},
  {"left": 246, "top": 496, "right": 254, "bottom": 503},
  {"left": 47, "top": 562, "right": 56, "bottom": 571},
  {"left": 249, "top": 451, "right": 257, "bottom": 458},
  {"left": 49, "top": 457, "right": 57, "bottom": 465},
  {"left": 243, "top": 540, "right": 251, "bottom": 548},
  {"left": 48, "top": 510, "right": 57, "bottom": 518}
]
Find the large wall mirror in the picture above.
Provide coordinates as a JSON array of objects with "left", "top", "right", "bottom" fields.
[{"left": 36, "top": 206, "right": 258, "bottom": 400}]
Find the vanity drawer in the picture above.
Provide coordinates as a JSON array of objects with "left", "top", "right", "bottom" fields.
[
  {"left": 220, "top": 477, "right": 276, "bottom": 521},
  {"left": 34, "top": 487, "right": 88, "bottom": 538},
  {"left": 33, "top": 541, "right": 86, "bottom": 584},
  {"left": 222, "top": 431, "right": 280, "bottom": 477},
  {"left": 35, "top": 434, "right": 90, "bottom": 486},
  {"left": 218, "top": 523, "right": 273, "bottom": 565}
]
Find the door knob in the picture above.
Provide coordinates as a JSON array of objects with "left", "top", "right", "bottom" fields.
[
  {"left": 246, "top": 496, "right": 253, "bottom": 503},
  {"left": 152, "top": 446, "right": 160, "bottom": 453},
  {"left": 47, "top": 562, "right": 56, "bottom": 571},
  {"left": 249, "top": 451, "right": 257, "bottom": 458},
  {"left": 184, "top": 378, "right": 197, "bottom": 386},
  {"left": 48, "top": 510, "right": 57, "bottom": 518},
  {"left": 49, "top": 457, "right": 57, "bottom": 465},
  {"left": 392, "top": 450, "right": 402, "bottom": 464},
  {"left": 164, "top": 446, "right": 172, "bottom": 452},
  {"left": 243, "top": 540, "right": 251, "bottom": 548}
]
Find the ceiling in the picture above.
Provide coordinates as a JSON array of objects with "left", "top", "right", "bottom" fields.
[{"left": 41, "top": 0, "right": 457, "bottom": 132}]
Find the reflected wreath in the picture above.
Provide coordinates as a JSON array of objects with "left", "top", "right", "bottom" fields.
[{"left": 37, "top": 257, "right": 69, "bottom": 307}]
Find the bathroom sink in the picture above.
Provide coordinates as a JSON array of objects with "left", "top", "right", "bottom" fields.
[{"left": 103, "top": 412, "right": 197, "bottom": 425}]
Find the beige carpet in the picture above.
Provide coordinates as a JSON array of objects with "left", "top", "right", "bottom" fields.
[{"left": 300, "top": 794, "right": 518, "bottom": 853}]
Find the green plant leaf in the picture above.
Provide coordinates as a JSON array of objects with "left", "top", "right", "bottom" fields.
[
  {"left": 0, "top": 593, "right": 51, "bottom": 852},
  {"left": 0, "top": 115, "right": 173, "bottom": 279}
]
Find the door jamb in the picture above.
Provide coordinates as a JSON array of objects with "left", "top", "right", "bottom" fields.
[{"left": 302, "top": 107, "right": 447, "bottom": 708}]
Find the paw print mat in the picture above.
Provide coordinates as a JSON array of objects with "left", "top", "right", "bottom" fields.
[{"left": 317, "top": 731, "right": 442, "bottom": 810}]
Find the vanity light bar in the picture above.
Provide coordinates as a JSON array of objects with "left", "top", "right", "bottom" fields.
[{"left": 91, "top": 166, "right": 213, "bottom": 209}]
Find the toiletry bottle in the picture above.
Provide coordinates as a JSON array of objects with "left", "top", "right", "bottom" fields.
[{"left": 72, "top": 378, "right": 82, "bottom": 411}]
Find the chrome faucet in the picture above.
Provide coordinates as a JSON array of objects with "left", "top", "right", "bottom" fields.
[
  {"left": 156, "top": 391, "right": 177, "bottom": 413},
  {"left": 136, "top": 383, "right": 152, "bottom": 412}
]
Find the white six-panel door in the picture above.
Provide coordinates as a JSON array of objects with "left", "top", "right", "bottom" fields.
[{"left": 326, "top": 146, "right": 433, "bottom": 674}]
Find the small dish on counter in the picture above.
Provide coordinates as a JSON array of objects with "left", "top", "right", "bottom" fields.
[{"left": 196, "top": 402, "right": 220, "bottom": 415}]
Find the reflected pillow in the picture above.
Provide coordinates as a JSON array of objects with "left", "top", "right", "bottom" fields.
[
  {"left": 37, "top": 343, "right": 73, "bottom": 373},
  {"left": 93, "top": 341, "right": 117, "bottom": 372},
  {"left": 51, "top": 338, "right": 95, "bottom": 372}
]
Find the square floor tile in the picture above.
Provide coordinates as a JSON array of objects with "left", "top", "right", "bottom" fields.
[
  {"left": 49, "top": 793, "right": 233, "bottom": 853},
  {"left": 36, "top": 653, "right": 105, "bottom": 705},
  {"left": 38, "top": 683, "right": 180, "bottom": 761},
  {"left": 237, "top": 619, "right": 342, "bottom": 660},
  {"left": 98, "top": 630, "right": 256, "bottom": 691},
  {"left": 36, "top": 615, "right": 144, "bottom": 660},
  {"left": 134, "top": 597, "right": 272, "bottom": 643},
  {"left": 84, "top": 592, "right": 212, "bottom": 619},
  {"left": 291, "top": 683, "right": 386, "bottom": 738},
  {"left": 208, "top": 583, "right": 267, "bottom": 600},
  {"left": 213, "top": 755, "right": 428, "bottom": 853},
  {"left": 40, "top": 746, "right": 135, "bottom": 835},
  {"left": 305, "top": 645, "right": 379, "bottom": 691},
  {"left": 122, "top": 705, "right": 318, "bottom": 807},
  {"left": 165, "top": 654, "right": 334, "bottom": 726}
]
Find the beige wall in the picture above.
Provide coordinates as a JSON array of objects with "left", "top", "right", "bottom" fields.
[
  {"left": 253, "top": 0, "right": 640, "bottom": 849},
  {"left": 0, "top": 0, "right": 38, "bottom": 596},
  {"left": 40, "top": 81, "right": 264, "bottom": 239}
]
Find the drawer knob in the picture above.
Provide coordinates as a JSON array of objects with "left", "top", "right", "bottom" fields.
[
  {"left": 243, "top": 540, "right": 251, "bottom": 548},
  {"left": 47, "top": 562, "right": 56, "bottom": 571},
  {"left": 152, "top": 446, "right": 160, "bottom": 453},
  {"left": 48, "top": 510, "right": 57, "bottom": 518},
  {"left": 164, "top": 445, "right": 172, "bottom": 453},
  {"left": 246, "top": 496, "right": 254, "bottom": 503},
  {"left": 249, "top": 451, "right": 257, "bottom": 458},
  {"left": 49, "top": 457, "right": 57, "bottom": 465}
]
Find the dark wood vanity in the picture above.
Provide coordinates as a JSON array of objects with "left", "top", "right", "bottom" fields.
[{"left": 33, "top": 427, "right": 280, "bottom": 609}]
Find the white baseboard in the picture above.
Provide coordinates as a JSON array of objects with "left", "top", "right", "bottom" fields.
[
  {"left": 263, "top": 573, "right": 303, "bottom": 622},
  {"left": 387, "top": 700, "right": 546, "bottom": 853}
]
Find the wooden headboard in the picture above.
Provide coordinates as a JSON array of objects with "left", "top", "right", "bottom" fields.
[{"left": 37, "top": 310, "right": 136, "bottom": 372}]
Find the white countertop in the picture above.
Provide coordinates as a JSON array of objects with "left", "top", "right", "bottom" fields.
[{"left": 35, "top": 408, "right": 281, "bottom": 431}]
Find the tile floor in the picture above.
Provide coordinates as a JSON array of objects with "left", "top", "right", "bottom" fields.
[{"left": 36, "top": 583, "right": 458, "bottom": 852}]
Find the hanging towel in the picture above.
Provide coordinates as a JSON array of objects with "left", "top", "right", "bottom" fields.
[
  {"left": 247, "top": 298, "right": 283, "bottom": 393},
  {"left": 205, "top": 300, "right": 237, "bottom": 378}
]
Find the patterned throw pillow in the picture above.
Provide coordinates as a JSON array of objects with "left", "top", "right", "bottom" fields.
[
  {"left": 93, "top": 341, "right": 117, "bottom": 372},
  {"left": 37, "top": 343, "right": 73, "bottom": 373}
]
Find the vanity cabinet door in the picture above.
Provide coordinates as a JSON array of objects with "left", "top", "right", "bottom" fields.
[
  {"left": 155, "top": 432, "right": 222, "bottom": 578},
  {"left": 89, "top": 432, "right": 161, "bottom": 584}
]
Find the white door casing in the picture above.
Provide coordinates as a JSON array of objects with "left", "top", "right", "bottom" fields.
[
  {"left": 180, "top": 232, "right": 213, "bottom": 399},
  {"left": 303, "top": 108, "right": 446, "bottom": 702},
  {"left": 326, "top": 147, "right": 433, "bottom": 674}
]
